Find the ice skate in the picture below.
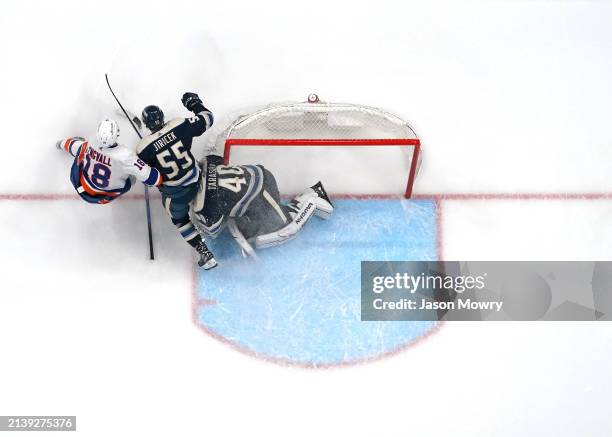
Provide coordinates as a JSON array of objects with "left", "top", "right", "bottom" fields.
[{"left": 196, "top": 240, "right": 217, "bottom": 270}]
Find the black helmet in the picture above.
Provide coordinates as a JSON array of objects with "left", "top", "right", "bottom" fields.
[{"left": 142, "top": 105, "right": 165, "bottom": 132}]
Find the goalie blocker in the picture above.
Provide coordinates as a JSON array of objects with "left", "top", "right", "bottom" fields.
[{"left": 191, "top": 155, "right": 333, "bottom": 256}]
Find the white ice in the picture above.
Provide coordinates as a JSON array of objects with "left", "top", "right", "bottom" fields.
[{"left": 1, "top": 1, "right": 611, "bottom": 436}]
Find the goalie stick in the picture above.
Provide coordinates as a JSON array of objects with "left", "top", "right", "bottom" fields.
[{"left": 104, "top": 73, "right": 155, "bottom": 260}]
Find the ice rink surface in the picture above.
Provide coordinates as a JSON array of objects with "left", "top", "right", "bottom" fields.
[
  {"left": 1, "top": 0, "right": 612, "bottom": 436},
  {"left": 197, "top": 199, "right": 437, "bottom": 366}
]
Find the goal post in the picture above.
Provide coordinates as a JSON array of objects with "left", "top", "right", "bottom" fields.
[{"left": 212, "top": 96, "right": 422, "bottom": 198}]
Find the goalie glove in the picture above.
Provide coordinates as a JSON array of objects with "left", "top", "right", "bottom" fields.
[{"left": 181, "top": 92, "right": 206, "bottom": 113}]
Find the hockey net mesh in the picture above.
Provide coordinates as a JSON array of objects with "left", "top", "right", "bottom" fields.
[{"left": 207, "top": 97, "right": 421, "bottom": 198}]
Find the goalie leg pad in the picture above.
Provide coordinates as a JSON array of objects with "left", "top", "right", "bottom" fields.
[
  {"left": 254, "top": 198, "right": 317, "bottom": 249},
  {"left": 289, "top": 183, "right": 334, "bottom": 220},
  {"left": 228, "top": 219, "right": 259, "bottom": 259}
]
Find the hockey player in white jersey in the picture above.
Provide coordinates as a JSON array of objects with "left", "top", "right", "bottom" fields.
[{"left": 56, "top": 118, "right": 162, "bottom": 204}]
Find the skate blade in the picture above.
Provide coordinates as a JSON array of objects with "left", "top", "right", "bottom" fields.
[{"left": 200, "top": 258, "right": 218, "bottom": 270}]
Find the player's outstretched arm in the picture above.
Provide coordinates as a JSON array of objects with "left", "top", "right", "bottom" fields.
[
  {"left": 122, "top": 149, "right": 163, "bottom": 187},
  {"left": 181, "top": 92, "right": 214, "bottom": 136},
  {"left": 56, "top": 137, "right": 86, "bottom": 157}
]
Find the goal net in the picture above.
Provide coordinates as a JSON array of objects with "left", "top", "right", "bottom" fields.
[{"left": 206, "top": 95, "right": 421, "bottom": 198}]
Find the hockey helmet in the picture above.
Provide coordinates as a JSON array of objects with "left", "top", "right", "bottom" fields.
[
  {"left": 96, "top": 118, "right": 120, "bottom": 148},
  {"left": 142, "top": 105, "right": 165, "bottom": 132}
]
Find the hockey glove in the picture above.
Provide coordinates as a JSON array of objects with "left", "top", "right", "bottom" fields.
[{"left": 182, "top": 92, "right": 204, "bottom": 113}]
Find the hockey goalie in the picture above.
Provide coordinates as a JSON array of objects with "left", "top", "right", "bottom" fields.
[
  {"left": 136, "top": 92, "right": 334, "bottom": 269},
  {"left": 192, "top": 158, "right": 334, "bottom": 258}
]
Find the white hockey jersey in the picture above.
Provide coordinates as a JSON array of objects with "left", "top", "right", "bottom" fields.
[{"left": 59, "top": 137, "right": 162, "bottom": 203}]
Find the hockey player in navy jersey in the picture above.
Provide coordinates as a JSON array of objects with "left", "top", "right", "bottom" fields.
[
  {"left": 137, "top": 92, "right": 217, "bottom": 269},
  {"left": 189, "top": 115, "right": 335, "bottom": 259},
  {"left": 191, "top": 158, "right": 334, "bottom": 259},
  {"left": 138, "top": 92, "right": 334, "bottom": 269},
  {"left": 56, "top": 118, "right": 162, "bottom": 205}
]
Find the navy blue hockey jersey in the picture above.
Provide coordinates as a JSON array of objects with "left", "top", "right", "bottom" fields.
[{"left": 136, "top": 111, "right": 213, "bottom": 189}]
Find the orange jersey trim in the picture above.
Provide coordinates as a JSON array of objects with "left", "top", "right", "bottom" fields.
[{"left": 77, "top": 141, "right": 88, "bottom": 164}]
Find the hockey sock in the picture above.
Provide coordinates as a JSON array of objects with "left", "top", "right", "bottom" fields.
[{"left": 172, "top": 217, "right": 202, "bottom": 248}]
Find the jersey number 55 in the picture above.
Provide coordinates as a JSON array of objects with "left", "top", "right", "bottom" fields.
[{"left": 157, "top": 142, "right": 193, "bottom": 179}]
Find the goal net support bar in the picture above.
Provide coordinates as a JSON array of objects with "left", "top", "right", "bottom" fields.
[{"left": 224, "top": 138, "right": 421, "bottom": 198}]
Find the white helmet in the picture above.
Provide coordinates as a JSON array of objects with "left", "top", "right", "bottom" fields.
[{"left": 96, "top": 118, "right": 120, "bottom": 148}]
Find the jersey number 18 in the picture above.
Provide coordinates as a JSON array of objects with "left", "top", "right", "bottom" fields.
[{"left": 84, "top": 158, "right": 111, "bottom": 188}]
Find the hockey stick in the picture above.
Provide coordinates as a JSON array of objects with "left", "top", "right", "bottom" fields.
[
  {"left": 114, "top": 108, "right": 143, "bottom": 131},
  {"left": 104, "top": 73, "right": 155, "bottom": 260}
]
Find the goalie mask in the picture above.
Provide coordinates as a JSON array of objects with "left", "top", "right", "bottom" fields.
[{"left": 96, "top": 118, "right": 120, "bottom": 148}]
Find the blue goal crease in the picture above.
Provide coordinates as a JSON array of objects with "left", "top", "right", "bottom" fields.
[{"left": 195, "top": 199, "right": 438, "bottom": 365}]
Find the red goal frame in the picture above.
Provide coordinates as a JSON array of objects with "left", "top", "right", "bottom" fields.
[{"left": 223, "top": 138, "right": 421, "bottom": 198}]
